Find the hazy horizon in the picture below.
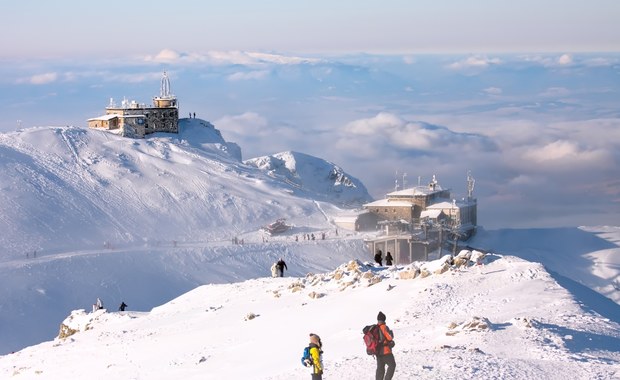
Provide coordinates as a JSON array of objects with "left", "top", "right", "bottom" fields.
[{"left": 1, "top": 0, "right": 619, "bottom": 229}]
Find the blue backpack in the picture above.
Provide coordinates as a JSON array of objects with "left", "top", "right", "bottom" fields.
[{"left": 301, "top": 346, "right": 313, "bottom": 367}]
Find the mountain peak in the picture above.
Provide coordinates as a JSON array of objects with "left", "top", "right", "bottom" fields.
[{"left": 244, "top": 150, "right": 372, "bottom": 206}]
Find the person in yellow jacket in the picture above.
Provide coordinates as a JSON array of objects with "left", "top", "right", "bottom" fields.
[
  {"left": 375, "top": 311, "right": 396, "bottom": 380},
  {"left": 307, "top": 333, "right": 323, "bottom": 380}
]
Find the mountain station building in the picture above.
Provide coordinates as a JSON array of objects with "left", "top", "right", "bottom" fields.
[
  {"left": 87, "top": 72, "right": 178, "bottom": 138},
  {"left": 362, "top": 174, "right": 478, "bottom": 264}
]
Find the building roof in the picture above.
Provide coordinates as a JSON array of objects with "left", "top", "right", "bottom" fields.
[
  {"left": 420, "top": 209, "right": 444, "bottom": 218},
  {"left": 427, "top": 198, "right": 477, "bottom": 210},
  {"left": 387, "top": 185, "right": 448, "bottom": 197},
  {"left": 364, "top": 199, "right": 414, "bottom": 207},
  {"left": 87, "top": 114, "right": 118, "bottom": 121},
  {"left": 426, "top": 201, "right": 458, "bottom": 210}
]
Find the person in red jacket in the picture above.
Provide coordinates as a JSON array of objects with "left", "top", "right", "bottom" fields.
[{"left": 375, "top": 311, "right": 396, "bottom": 380}]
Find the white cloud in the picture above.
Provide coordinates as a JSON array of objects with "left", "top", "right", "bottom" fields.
[
  {"left": 344, "top": 112, "right": 403, "bottom": 136},
  {"left": 215, "top": 112, "right": 269, "bottom": 136},
  {"left": 106, "top": 72, "right": 164, "bottom": 84},
  {"left": 539, "top": 87, "right": 571, "bottom": 97},
  {"left": 558, "top": 53, "right": 573, "bottom": 65},
  {"left": 582, "top": 57, "right": 618, "bottom": 67},
  {"left": 520, "top": 53, "right": 600, "bottom": 68},
  {"left": 483, "top": 87, "right": 503, "bottom": 95},
  {"left": 27, "top": 72, "right": 58, "bottom": 85},
  {"left": 143, "top": 49, "right": 321, "bottom": 66},
  {"left": 519, "top": 140, "right": 613, "bottom": 171},
  {"left": 153, "top": 48, "right": 181, "bottom": 62},
  {"left": 227, "top": 70, "right": 270, "bottom": 81},
  {"left": 447, "top": 56, "right": 501, "bottom": 71},
  {"left": 341, "top": 112, "right": 496, "bottom": 153}
]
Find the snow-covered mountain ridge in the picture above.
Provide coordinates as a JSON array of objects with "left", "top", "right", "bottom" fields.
[
  {"left": 245, "top": 151, "right": 370, "bottom": 205},
  {"left": 0, "top": 118, "right": 371, "bottom": 260},
  {"left": 3, "top": 253, "right": 619, "bottom": 379}
]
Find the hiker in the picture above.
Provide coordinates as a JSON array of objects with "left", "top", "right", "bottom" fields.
[
  {"left": 374, "top": 250, "right": 383, "bottom": 266},
  {"left": 270, "top": 262, "right": 278, "bottom": 278},
  {"left": 385, "top": 252, "right": 393, "bottom": 266},
  {"left": 375, "top": 311, "right": 396, "bottom": 380},
  {"left": 119, "top": 301, "right": 127, "bottom": 311},
  {"left": 276, "top": 258, "right": 288, "bottom": 277},
  {"left": 304, "top": 333, "right": 324, "bottom": 380},
  {"left": 94, "top": 297, "right": 103, "bottom": 311}
]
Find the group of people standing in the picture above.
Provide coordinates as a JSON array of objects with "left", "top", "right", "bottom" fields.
[
  {"left": 270, "top": 258, "right": 288, "bottom": 277},
  {"left": 374, "top": 250, "right": 393, "bottom": 266},
  {"left": 304, "top": 311, "right": 396, "bottom": 380},
  {"left": 91, "top": 298, "right": 128, "bottom": 312}
]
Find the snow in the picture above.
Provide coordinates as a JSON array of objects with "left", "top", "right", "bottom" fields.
[
  {"left": 0, "top": 120, "right": 619, "bottom": 379},
  {"left": 2, "top": 246, "right": 619, "bottom": 379}
]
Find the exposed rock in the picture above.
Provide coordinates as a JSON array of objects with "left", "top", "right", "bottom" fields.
[
  {"left": 244, "top": 312, "right": 258, "bottom": 321},
  {"left": 308, "top": 291, "right": 325, "bottom": 299},
  {"left": 58, "top": 324, "right": 78, "bottom": 339}
]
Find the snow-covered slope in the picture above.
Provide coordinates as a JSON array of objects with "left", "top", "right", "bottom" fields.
[
  {"left": 1, "top": 118, "right": 618, "bottom": 378},
  {"left": 245, "top": 151, "right": 372, "bottom": 206},
  {"left": 0, "top": 119, "right": 371, "bottom": 259},
  {"left": 2, "top": 254, "right": 618, "bottom": 379},
  {"left": 0, "top": 118, "right": 375, "bottom": 354}
]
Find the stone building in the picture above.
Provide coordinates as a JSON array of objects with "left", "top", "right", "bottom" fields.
[
  {"left": 88, "top": 72, "right": 178, "bottom": 138},
  {"left": 363, "top": 174, "right": 478, "bottom": 264}
]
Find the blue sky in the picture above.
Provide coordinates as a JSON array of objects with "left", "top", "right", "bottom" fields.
[{"left": 2, "top": 0, "right": 619, "bottom": 58}]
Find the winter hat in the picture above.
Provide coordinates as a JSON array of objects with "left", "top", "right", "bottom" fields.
[
  {"left": 309, "top": 333, "right": 322, "bottom": 347},
  {"left": 377, "top": 311, "right": 386, "bottom": 322}
]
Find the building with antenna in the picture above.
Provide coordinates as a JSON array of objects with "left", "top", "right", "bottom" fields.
[
  {"left": 362, "top": 173, "right": 478, "bottom": 264},
  {"left": 87, "top": 72, "right": 179, "bottom": 138}
]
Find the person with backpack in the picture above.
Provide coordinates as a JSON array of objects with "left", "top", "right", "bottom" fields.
[
  {"left": 301, "top": 333, "right": 323, "bottom": 379},
  {"left": 374, "top": 311, "right": 396, "bottom": 380}
]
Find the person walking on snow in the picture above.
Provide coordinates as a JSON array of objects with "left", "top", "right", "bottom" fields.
[
  {"left": 374, "top": 250, "right": 383, "bottom": 266},
  {"left": 119, "top": 301, "right": 127, "bottom": 311},
  {"left": 276, "top": 258, "right": 288, "bottom": 277},
  {"left": 375, "top": 311, "right": 396, "bottom": 380},
  {"left": 385, "top": 252, "right": 393, "bottom": 266},
  {"left": 270, "top": 262, "right": 278, "bottom": 278},
  {"left": 305, "top": 333, "right": 323, "bottom": 380}
]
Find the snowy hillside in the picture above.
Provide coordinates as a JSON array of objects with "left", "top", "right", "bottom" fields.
[
  {"left": 1, "top": 117, "right": 618, "bottom": 378},
  {"left": 0, "top": 118, "right": 376, "bottom": 355},
  {"left": 0, "top": 118, "right": 371, "bottom": 259},
  {"left": 2, "top": 248, "right": 619, "bottom": 379},
  {"left": 245, "top": 151, "right": 372, "bottom": 205}
]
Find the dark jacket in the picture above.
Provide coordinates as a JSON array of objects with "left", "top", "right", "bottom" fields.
[
  {"left": 374, "top": 252, "right": 383, "bottom": 265},
  {"left": 276, "top": 260, "right": 287, "bottom": 270}
]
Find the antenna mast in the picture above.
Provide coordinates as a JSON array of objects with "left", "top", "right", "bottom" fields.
[
  {"left": 394, "top": 170, "right": 399, "bottom": 192},
  {"left": 467, "top": 170, "right": 475, "bottom": 200},
  {"left": 160, "top": 71, "right": 172, "bottom": 98}
]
